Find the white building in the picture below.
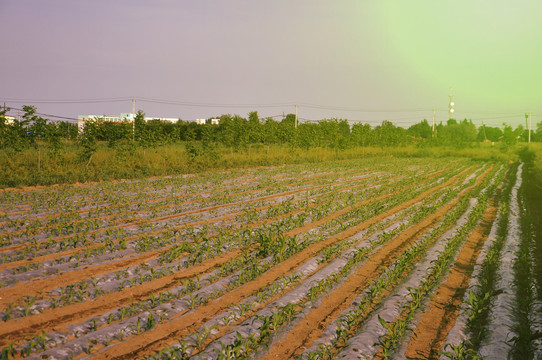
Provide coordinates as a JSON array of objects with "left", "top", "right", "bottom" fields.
[
  {"left": 77, "top": 113, "right": 179, "bottom": 132},
  {"left": 196, "top": 118, "right": 220, "bottom": 125},
  {"left": 0, "top": 115, "right": 16, "bottom": 125}
]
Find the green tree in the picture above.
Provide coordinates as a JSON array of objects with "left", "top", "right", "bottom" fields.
[
  {"left": 262, "top": 117, "right": 280, "bottom": 145},
  {"left": 408, "top": 119, "right": 432, "bottom": 139},
  {"left": 25, "top": 106, "right": 50, "bottom": 171},
  {"left": 476, "top": 125, "right": 503, "bottom": 142},
  {"left": 536, "top": 121, "right": 542, "bottom": 141},
  {"left": 24, "top": 106, "right": 47, "bottom": 143},
  {"left": 351, "top": 123, "right": 373, "bottom": 147},
  {"left": 514, "top": 124, "right": 526, "bottom": 142},
  {"left": 502, "top": 123, "right": 517, "bottom": 146},
  {"left": 79, "top": 121, "right": 98, "bottom": 167},
  {"left": 296, "top": 123, "right": 319, "bottom": 150},
  {"left": 4, "top": 106, "right": 32, "bottom": 151},
  {"left": 376, "top": 121, "right": 408, "bottom": 147},
  {"left": 46, "top": 122, "right": 64, "bottom": 158},
  {"left": 438, "top": 119, "right": 476, "bottom": 148},
  {"left": 337, "top": 119, "right": 351, "bottom": 149},
  {"left": 0, "top": 105, "right": 13, "bottom": 149},
  {"left": 134, "top": 110, "right": 146, "bottom": 142},
  {"left": 317, "top": 119, "right": 350, "bottom": 150},
  {"left": 218, "top": 115, "right": 236, "bottom": 148},
  {"left": 278, "top": 114, "right": 296, "bottom": 146},
  {"left": 247, "top": 111, "right": 263, "bottom": 144}
]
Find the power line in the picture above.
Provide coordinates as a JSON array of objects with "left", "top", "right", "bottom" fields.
[
  {"left": 137, "top": 97, "right": 294, "bottom": 108},
  {"left": 298, "top": 102, "right": 431, "bottom": 113},
  {"left": 467, "top": 114, "right": 520, "bottom": 122},
  {"left": 1, "top": 97, "right": 132, "bottom": 104},
  {"left": 298, "top": 116, "right": 422, "bottom": 125},
  {"left": 5, "top": 106, "right": 79, "bottom": 122},
  {"left": 2, "top": 97, "right": 538, "bottom": 128},
  {"left": 2, "top": 96, "right": 538, "bottom": 116}
]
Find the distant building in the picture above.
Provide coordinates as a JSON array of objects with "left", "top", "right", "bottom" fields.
[
  {"left": 0, "top": 115, "right": 16, "bottom": 125},
  {"left": 77, "top": 113, "right": 179, "bottom": 132},
  {"left": 196, "top": 118, "right": 220, "bottom": 125}
]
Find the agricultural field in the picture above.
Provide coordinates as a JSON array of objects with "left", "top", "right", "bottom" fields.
[{"left": 0, "top": 157, "right": 539, "bottom": 359}]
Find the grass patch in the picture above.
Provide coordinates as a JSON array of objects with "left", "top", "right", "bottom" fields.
[{"left": 0, "top": 142, "right": 520, "bottom": 189}]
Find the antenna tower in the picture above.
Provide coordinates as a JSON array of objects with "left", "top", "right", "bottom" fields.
[{"left": 448, "top": 87, "right": 454, "bottom": 120}]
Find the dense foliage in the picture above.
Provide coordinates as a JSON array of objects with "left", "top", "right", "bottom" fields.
[
  {"left": 2, "top": 107, "right": 541, "bottom": 153},
  {"left": 0, "top": 105, "right": 540, "bottom": 187}
]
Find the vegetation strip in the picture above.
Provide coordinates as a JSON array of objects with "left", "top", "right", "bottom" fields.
[
  {"left": 0, "top": 249, "right": 243, "bottom": 346},
  {"left": 0, "top": 171, "right": 395, "bottom": 303},
  {"left": 90, "top": 166, "right": 474, "bottom": 359},
  {"left": 260, "top": 199, "right": 462, "bottom": 360},
  {"left": 0, "top": 169, "right": 424, "bottom": 344},
  {"left": 439, "top": 164, "right": 518, "bottom": 359},
  {"left": 259, "top": 166, "right": 491, "bottom": 360},
  {"left": 0, "top": 167, "right": 363, "bottom": 227},
  {"left": 0, "top": 169, "right": 376, "bottom": 270},
  {"left": 403, "top": 199, "right": 498, "bottom": 359},
  {"left": 94, "top": 165, "right": 476, "bottom": 358},
  {"left": 2, "top": 158, "right": 518, "bottom": 360}
]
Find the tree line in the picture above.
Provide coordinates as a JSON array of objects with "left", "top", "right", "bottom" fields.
[{"left": 2, "top": 106, "right": 541, "bottom": 157}]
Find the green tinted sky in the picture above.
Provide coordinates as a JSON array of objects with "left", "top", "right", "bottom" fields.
[
  {"left": 1, "top": 1, "right": 540, "bottom": 127},
  {"left": 371, "top": 1, "right": 542, "bottom": 114}
]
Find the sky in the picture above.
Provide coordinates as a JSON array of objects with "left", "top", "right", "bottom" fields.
[{"left": 1, "top": 0, "right": 541, "bottom": 128}]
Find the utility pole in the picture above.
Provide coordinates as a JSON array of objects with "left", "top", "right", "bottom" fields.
[
  {"left": 295, "top": 104, "right": 298, "bottom": 129},
  {"left": 432, "top": 108, "right": 436, "bottom": 137},
  {"left": 132, "top": 97, "right": 136, "bottom": 143},
  {"left": 529, "top": 112, "right": 532, "bottom": 144},
  {"left": 448, "top": 87, "right": 454, "bottom": 120},
  {"left": 525, "top": 113, "right": 531, "bottom": 143}
]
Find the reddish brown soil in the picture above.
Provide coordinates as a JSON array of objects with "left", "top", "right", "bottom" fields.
[
  {"left": 260, "top": 200, "right": 459, "bottom": 360},
  {"left": 0, "top": 248, "right": 242, "bottom": 346},
  {"left": 403, "top": 201, "right": 498, "bottom": 360},
  {"left": 3, "top": 172, "right": 385, "bottom": 278},
  {"left": 87, "top": 168, "right": 475, "bottom": 359},
  {"left": 0, "top": 170, "right": 375, "bottom": 271},
  {"left": 0, "top": 172, "right": 413, "bottom": 344},
  {"left": 261, "top": 165, "right": 490, "bottom": 360},
  {"left": 0, "top": 168, "right": 361, "bottom": 223}
]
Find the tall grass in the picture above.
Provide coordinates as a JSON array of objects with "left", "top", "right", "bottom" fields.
[{"left": 0, "top": 142, "right": 520, "bottom": 188}]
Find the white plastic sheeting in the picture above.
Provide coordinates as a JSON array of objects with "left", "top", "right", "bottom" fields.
[
  {"left": 478, "top": 164, "right": 523, "bottom": 359},
  {"left": 441, "top": 167, "right": 506, "bottom": 357},
  {"left": 332, "top": 198, "right": 478, "bottom": 360}
]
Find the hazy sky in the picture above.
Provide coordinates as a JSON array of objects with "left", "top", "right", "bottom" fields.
[{"left": 1, "top": 1, "right": 541, "bottom": 127}]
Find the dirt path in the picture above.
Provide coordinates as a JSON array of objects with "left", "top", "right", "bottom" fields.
[
  {"left": 87, "top": 168, "right": 475, "bottom": 359},
  {"left": 0, "top": 248, "right": 242, "bottom": 346},
  {"left": 0, "top": 169, "right": 376, "bottom": 262},
  {"left": 0, "top": 172, "right": 376, "bottom": 274},
  {"left": 0, "top": 172, "right": 420, "bottom": 343},
  {"left": 403, "top": 201, "right": 498, "bottom": 359},
  {"left": 0, "top": 170, "right": 390, "bottom": 285},
  {"left": 260, "top": 165, "right": 490, "bottom": 360},
  {"left": 0, "top": 168, "right": 362, "bottom": 225},
  {"left": 260, "top": 200, "right": 459, "bottom": 360},
  {"left": 2, "top": 174, "right": 402, "bottom": 306}
]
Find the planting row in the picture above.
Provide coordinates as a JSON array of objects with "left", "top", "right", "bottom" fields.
[{"left": 3, "top": 157, "right": 531, "bottom": 359}]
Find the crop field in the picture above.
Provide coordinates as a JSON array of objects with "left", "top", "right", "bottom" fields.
[{"left": 0, "top": 157, "right": 538, "bottom": 359}]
